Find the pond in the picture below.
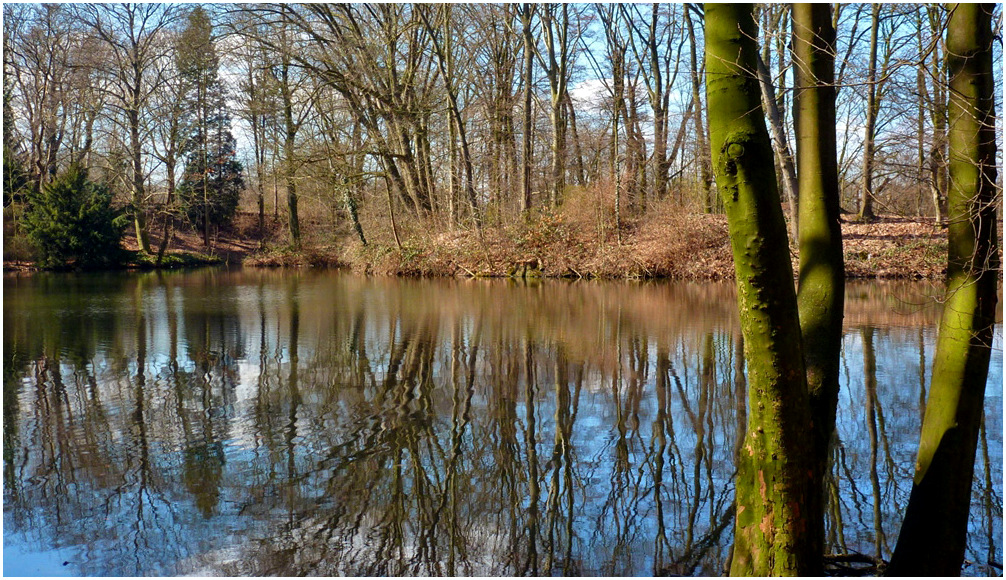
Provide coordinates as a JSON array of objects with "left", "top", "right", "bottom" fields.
[{"left": 3, "top": 270, "right": 1002, "bottom": 576}]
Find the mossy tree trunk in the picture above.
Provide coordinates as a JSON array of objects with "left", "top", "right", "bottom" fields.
[
  {"left": 887, "top": 4, "right": 999, "bottom": 575},
  {"left": 704, "top": 4, "right": 816, "bottom": 575},
  {"left": 792, "top": 3, "right": 844, "bottom": 563}
]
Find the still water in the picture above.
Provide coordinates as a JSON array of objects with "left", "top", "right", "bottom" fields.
[{"left": 3, "top": 270, "right": 1002, "bottom": 576}]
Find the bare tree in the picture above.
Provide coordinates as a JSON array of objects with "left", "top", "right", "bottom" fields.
[{"left": 81, "top": 3, "right": 183, "bottom": 254}]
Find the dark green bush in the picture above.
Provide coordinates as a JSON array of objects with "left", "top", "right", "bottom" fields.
[{"left": 22, "top": 165, "right": 128, "bottom": 269}]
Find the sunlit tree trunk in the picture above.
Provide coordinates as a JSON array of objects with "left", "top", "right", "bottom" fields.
[
  {"left": 686, "top": 6, "right": 712, "bottom": 213},
  {"left": 519, "top": 4, "right": 535, "bottom": 216},
  {"left": 647, "top": 4, "right": 670, "bottom": 202},
  {"left": 888, "top": 4, "right": 999, "bottom": 575},
  {"left": 704, "top": 4, "right": 816, "bottom": 575},
  {"left": 565, "top": 93, "right": 585, "bottom": 187},
  {"left": 541, "top": 4, "right": 569, "bottom": 209},
  {"left": 927, "top": 5, "right": 949, "bottom": 224},
  {"left": 755, "top": 26, "right": 798, "bottom": 237},
  {"left": 857, "top": 4, "right": 880, "bottom": 221},
  {"left": 757, "top": 53, "right": 798, "bottom": 237}
]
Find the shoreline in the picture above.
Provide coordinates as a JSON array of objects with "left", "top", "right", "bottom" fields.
[{"left": 4, "top": 213, "right": 956, "bottom": 280}]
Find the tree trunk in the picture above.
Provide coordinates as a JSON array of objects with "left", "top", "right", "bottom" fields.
[
  {"left": 155, "top": 157, "right": 176, "bottom": 264},
  {"left": 542, "top": 4, "right": 568, "bottom": 209},
  {"left": 278, "top": 10, "right": 300, "bottom": 250},
  {"left": 200, "top": 85, "right": 210, "bottom": 248},
  {"left": 915, "top": 10, "right": 927, "bottom": 217},
  {"left": 249, "top": 55, "right": 266, "bottom": 245},
  {"left": 888, "top": 4, "right": 999, "bottom": 575},
  {"left": 705, "top": 4, "right": 816, "bottom": 575},
  {"left": 756, "top": 52, "right": 798, "bottom": 238},
  {"left": 686, "top": 7, "right": 712, "bottom": 214},
  {"left": 520, "top": 4, "right": 535, "bottom": 216},
  {"left": 927, "top": 5, "right": 948, "bottom": 224},
  {"left": 347, "top": 120, "right": 366, "bottom": 246},
  {"left": 565, "top": 93, "right": 585, "bottom": 187},
  {"left": 129, "top": 104, "right": 151, "bottom": 254},
  {"left": 625, "top": 75, "right": 646, "bottom": 213},
  {"left": 858, "top": 4, "right": 880, "bottom": 221},
  {"left": 282, "top": 58, "right": 299, "bottom": 248},
  {"left": 647, "top": 4, "right": 669, "bottom": 201},
  {"left": 792, "top": 5, "right": 844, "bottom": 570}
]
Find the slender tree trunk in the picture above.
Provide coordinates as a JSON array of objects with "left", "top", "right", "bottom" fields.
[
  {"left": 448, "top": 105, "right": 458, "bottom": 225},
  {"left": 346, "top": 120, "right": 366, "bottom": 246},
  {"left": 155, "top": 158, "right": 176, "bottom": 264},
  {"left": 667, "top": 96, "right": 695, "bottom": 202},
  {"left": 928, "top": 6, "right": 949, "bottom": 224},
  {"left": 129, "top": 103, "right": 151, "bottom": 254},
  {"left": 281, "top": 56, "right": 299, "bottom": 248},
  {"left": 625, "top": 76, "right": 646, "bottom": 213},
  {"left": 888, "top": 5, "right": 999, "bottom": 575},
  {"left": 756, "top": 53, "right": 798, "bottom": 238},
  {"left": 858, "top": 4, "right": 880, "bottom": 221},
  {"left": 542, "top": 4, "right": 569, "bottom": 209},
  {"left": 686, "top": 7, "right": 712, "bottom": 213},
  {"left": 565, "top": 93, "right": 585, "bottom": 187},
  {"left": 792, "top": 5, "right": 843, "bottom": 571},
  {"left": 278, "top": 9, "right": 300, "bottom": 248},
  {"left": 647, "top": 4, "right": 669, "bottom": 201},
  {"left": 249, "top": 58, "right": 266, "bottom": 245},
  {"left": 915, "top": 12, "right": 928, "bottom": 217},
  {"left": 520, "top": 4, "right": 535, "bottom": 215},
  {"left": 705, "top": 4, "right": 816, "bottom": 575},
  {"left": 201, "top": 85, "right": 210, "bottom": 248},
  {"left": 603, "top": 9, "right": 624, "bottom": 240}
]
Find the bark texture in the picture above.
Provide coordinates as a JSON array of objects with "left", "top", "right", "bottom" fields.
[{"left": 704, "top": 4, "right": 816, "bottom": 575}]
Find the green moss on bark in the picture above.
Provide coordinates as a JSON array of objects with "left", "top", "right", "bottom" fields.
[{"left": 705, "top": 4, "right": 816, "bottom": 576}]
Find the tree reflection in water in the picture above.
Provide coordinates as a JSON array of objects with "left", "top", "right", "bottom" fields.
[{"left": 3, "top": 272, "right": 1002, "bottom": 576}]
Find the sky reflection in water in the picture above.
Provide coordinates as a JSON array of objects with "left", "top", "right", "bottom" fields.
[{"left": 3, "top": 270, "right": 1001, "bottom": 576}]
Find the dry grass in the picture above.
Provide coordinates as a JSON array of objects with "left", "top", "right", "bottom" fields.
[{"left": 330, "top": 192, "right": 952, "bottom": 280}]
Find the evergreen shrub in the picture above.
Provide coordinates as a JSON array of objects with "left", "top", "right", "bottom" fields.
[{"left": 22, "top": 165, "right": 127, "bottom": 269}]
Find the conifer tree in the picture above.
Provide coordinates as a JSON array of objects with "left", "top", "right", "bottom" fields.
[{"left": 175, "top": 6, "right": 244, "bottom": 246}]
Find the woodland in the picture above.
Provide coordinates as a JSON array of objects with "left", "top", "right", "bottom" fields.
[
  {"left": 1, "top": 2, "right": 1002, "bottom": 576},
  {"left": 2, "top": 4, "right": 1000, "bottom": 272}
]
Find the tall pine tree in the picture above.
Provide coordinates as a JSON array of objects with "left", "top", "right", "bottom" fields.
[{"left": 176, "top": 6, "right": 243, "bottom": 246}]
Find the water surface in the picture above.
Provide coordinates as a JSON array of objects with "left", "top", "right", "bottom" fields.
[{"left": 3, "top": 270, "right": 1001, "bottom": 575}]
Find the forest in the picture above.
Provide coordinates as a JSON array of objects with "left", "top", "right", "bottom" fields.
[{"left": 2, "top": 3, "right": 1000, "bottom": 273}]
